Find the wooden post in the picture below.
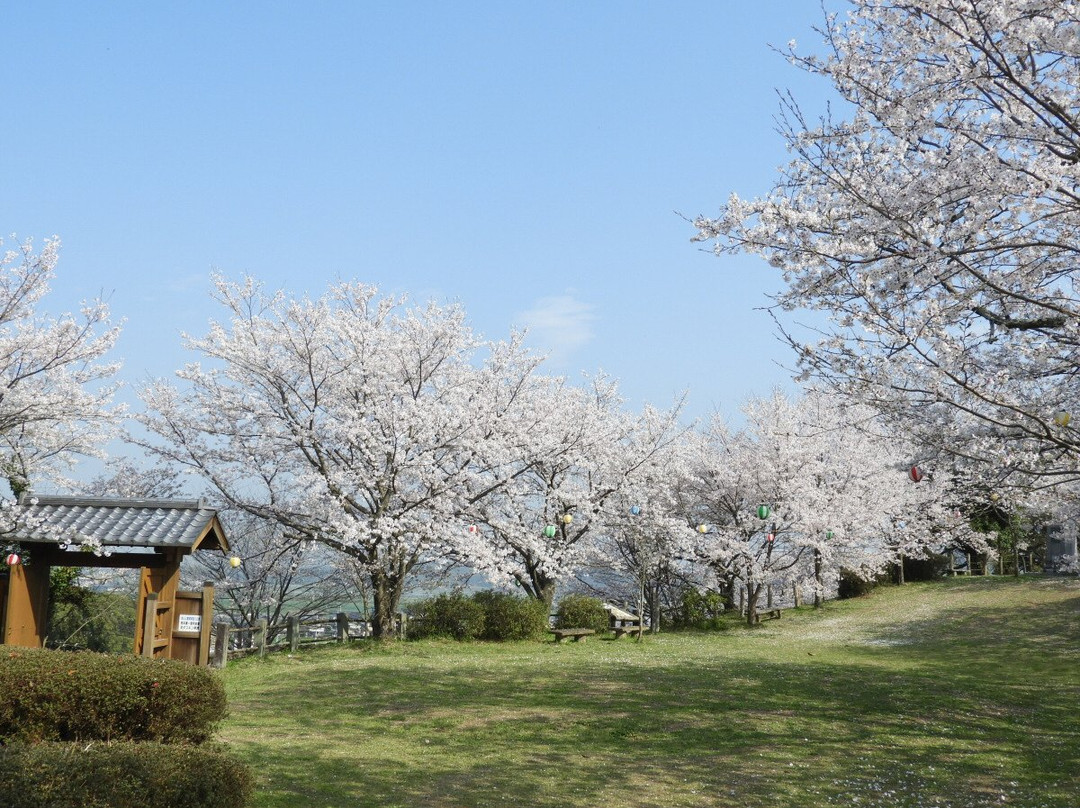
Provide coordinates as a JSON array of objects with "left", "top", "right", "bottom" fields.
[
  {"left": 793, "top": 584, "right": 801, "bottom": 609},
  {"left": 136, "top": 548, "right": 182, "bottom": 660},
  {"left": 738, "top": 586, "right": 745, "bottom": 617},
  {"left": 213, "top": 622, "right": 229, "bottom": 669},
  {"left": 198, "top": 583, "right": 214, "bottom": 666},
  {"left": 141, "top": 593, "right": 158, "bottom": 658},
  {"left": 3, "top": 558, "right": 52, "bottom": 648},
  {"left": 288, "top": 615, "right": 300, "bottom": 652},
  {"left": 396, "top": 611, "right": 408, "bottom": 639},
  {"left": 336, "top": 612, "right": 349, "bottom": 643},
  {"left": 256, "top": 618, "right": 268, "bottom": 658}
]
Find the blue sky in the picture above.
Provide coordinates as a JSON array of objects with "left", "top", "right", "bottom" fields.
[{"left": 3, "top": 2, "right": 839, "bottom": 434}]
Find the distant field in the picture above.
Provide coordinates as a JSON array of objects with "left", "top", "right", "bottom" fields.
[{"left": 220, "top": 577, "right": 1080, "bottom": 808}]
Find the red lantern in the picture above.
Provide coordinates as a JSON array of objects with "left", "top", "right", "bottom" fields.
[
  {"left": 467, "top": 525, "right": 478, "bottom": 534},
  {"left": 5, "top": 553, "right": 20, "bottom": 566},
  {"left": 766, "top": 532, "right": 775, "bottom": 543},
  {"left": 909, "top": 465, "right": 924, "bottom": 483}
]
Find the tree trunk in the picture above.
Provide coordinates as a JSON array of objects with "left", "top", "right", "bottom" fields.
[
  {"left": 814, "top": 548, "right": 823, "bottom": 607},
  {"left": 370, "top": 570, "right": 406, "bottom": 639},
  {"left": 745, "top": 578, "right": 761, "bottom": 627},
  {"left": 647, "top": 580, "right": 660, "bottom": 634},
  {"left": 516, "top": 557, "right": 557, "bottom": 609}
]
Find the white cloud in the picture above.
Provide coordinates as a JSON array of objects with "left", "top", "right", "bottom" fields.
[{"left": 516, "top": 295, "right": 596, "bottom": 366}]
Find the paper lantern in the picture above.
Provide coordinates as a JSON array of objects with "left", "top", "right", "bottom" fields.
[
  {"left": 467, "top": 525, "right": 478, "bottom": 534},
  {"left": 629, "top": 505, "right": 641, "bottom": 516},
  {"left": 561, "top": 514, "right": 573, "bottom": 525},
  {"left": 1055, "top": 410, "right": 1071, "bottom": 427},
  {"left": 543, "top": 525, "right": 557, "bottom": 538},
  {"left": 229, "top": 556, "right": 242, "bottom": 568},
  {"left": 697, "top": 524, "right": 708, "bottom": 534},
  {"left": 5, "top": 553, "right": 19, "bottom": 566},
  {"left": 990, "top": 492, "right": 1000, "bottom": 502},
  {"left": 766, "top": 532, "right": 775, "bottom": 543},
  {"left": 909, "top": 465, "right": 924, "bottom": 483},
  {"left": 756, "top": 504, "right": 771, "bottom": 520},
  {"left": 825, "top": 530, "right": 834, "bottom": 540}
]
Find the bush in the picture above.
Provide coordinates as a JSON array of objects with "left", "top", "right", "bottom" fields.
[
  {"left": 554, "top": 594, "right": 608, "bottom": 633},
  {"left": 838, "top": 568, "right": 882, "bottom": 599},
  {"left": 0, "top": 741, "right": 252, "bottom": 808},
  {"left": 472, "top": 591, "right": 549, "bottom": 641},
  {"left": 407, "top": 593, "right": 486, "bottom": 641},
  {"left": 673, "top": 588, "right": 727, "bottom": 630},
  {"left": 0, "top": 649, "right": 227, "bottom": 744}
]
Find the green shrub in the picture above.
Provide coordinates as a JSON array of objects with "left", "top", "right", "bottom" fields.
[
  {"left": 0, "top": 649, "right": 226, "bottom": 744},
  {"left": 472, "top": 591, "right": 549, "bottom": 641},
  {"left": 0, "top": 741, "right": 252, "bottom": 808},
  {"left": 407, "top": 593, "right": 486, "bottom": 640},
  {"left": 673, "top": 588, "right": 727, "bottom": 629},
  {"left": 838, "top": 568, "right": 881, "bottom": 599},
  {"left": 554, "top": 594, "right": 608, "bottom": 633}
]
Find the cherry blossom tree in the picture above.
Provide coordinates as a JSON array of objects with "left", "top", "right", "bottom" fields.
[
  {"left": 0, "top": 236, "right": 121, "bottom": 498},
  {"left": 679, "top": 390, "right": 966, "bottom": 622},
  {"left": 588, "top": 475, "right": 691, "bottom": 634},
  {"left": 137, "top": 275, "right": 541, "bottom": 638},
  {"left": 458, "top": 375, "right": 687, "bottom": 607},
  {"left": 693, "top": 0, "right": 1080, "bottom": 489}
]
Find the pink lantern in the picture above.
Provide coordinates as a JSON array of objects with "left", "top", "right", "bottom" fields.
[
  {"left": 467, "top": 525, "right": 478, "bottom": 534},
  {"left": 5, "top": 553, "right": 20, "bottom": 566},
  {"left": 909, "top": 465, "right": 924, "bottom": 483}
]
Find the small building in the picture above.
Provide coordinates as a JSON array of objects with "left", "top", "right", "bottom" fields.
[{"left": 0, "top": 495, "right": 230, "bottom": 665}]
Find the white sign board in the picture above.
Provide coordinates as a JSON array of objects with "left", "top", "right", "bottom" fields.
[{"left": 177, "top": 614, "right": 202, "bottom": 633}]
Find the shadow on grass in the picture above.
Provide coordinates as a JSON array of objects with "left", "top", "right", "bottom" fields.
[{"left": 223, "top": 582, "right": 1080, "bottom": 808}]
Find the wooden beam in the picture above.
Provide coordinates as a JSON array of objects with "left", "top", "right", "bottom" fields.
[{"left": 37, "top": 546, "right": 171, "bottom": 569}]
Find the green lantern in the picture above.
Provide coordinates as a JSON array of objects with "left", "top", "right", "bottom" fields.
[
  {"left": 756, "top": 504, "right": 771, "bottom": 520},
  {"left": 543, "top": 525, "right": 557, "bottom": 538},
  {"left": 825, "top": 530, "right": 834, "bottom": 541}
]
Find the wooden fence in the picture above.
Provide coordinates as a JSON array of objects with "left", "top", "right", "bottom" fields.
[{"left": 210, "top": 613, "right": 407, "bottom": 668}]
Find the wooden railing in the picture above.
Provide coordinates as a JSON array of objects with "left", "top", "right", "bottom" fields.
[{"left": 210, "top": 612, "right": 406, "bottom": 668}]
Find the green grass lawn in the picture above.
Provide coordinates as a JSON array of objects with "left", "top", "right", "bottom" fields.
[{"left": 220, "top": 577, "right": 1079, "bottom": 808}]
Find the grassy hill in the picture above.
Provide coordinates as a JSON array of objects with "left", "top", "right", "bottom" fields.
[{"left": 220, "top": 577, "right": 1079, "bottom": 808}]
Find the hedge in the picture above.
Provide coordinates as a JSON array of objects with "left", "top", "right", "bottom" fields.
[
  {"left": 407, "top": 593, "right": 487, "bottom": 641},
  {"left": 0, "top": 741, "right": 252, "bottom": 808},
  {"left": 0, "top": 649, "right": 227, "bottom": 744},
  {"left": 471, "top": 591, "right": 549, "bottom": 641},
  {"left": 554, "top": 594, "right": 609, "bottom": 633}
]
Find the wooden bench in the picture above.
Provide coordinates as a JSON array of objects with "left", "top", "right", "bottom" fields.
[
  {"left": 552, "top": 628, "right": 595, "bottom": 643},
  {"left": 612, "top": 624, "right": 642, "bottom": 639},
  {"left": 757, "top": 608, "right": 782, "bottom": 621}
]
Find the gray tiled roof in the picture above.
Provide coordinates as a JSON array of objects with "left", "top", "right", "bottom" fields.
[{"left": 15, "top": 495, "right": 228, "bottom": 551}]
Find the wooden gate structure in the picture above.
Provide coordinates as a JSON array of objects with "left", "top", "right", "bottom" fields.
[{"left": 0, "top": 495, "right": 230, "bottom": 666}]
